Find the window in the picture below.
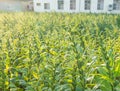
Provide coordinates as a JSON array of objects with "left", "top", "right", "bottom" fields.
[
  {"left": 44, "top": 3, "right": 50, "bottom": 10},
  {"left": 113, "top": 0, "right": 120, "bottom": 10},
  {"left": 97, "top": 0, "right": 104, "bottom": 10},
  {"left": 58, "top": 0, "right": 64, "bottom": 10},
  {"left": 84, "top": 0, "right": 91, "bottom": 10},
  {"left": 36, "top": 3, "right": 41, "bottom": 6},
  {"left": 70, "top": 0, "right": 76, "bottom": 10}
]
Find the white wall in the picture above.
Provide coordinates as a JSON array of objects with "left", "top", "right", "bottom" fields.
[
  {"left": 33, "top": 0, "right": 120, "bottom": 13},
  {"left": 34, "top": 0, "right": 81, "bottom": 12}
]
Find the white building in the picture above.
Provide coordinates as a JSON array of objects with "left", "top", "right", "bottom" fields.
[{"left": 33, "top": 0, "right": 120, "bottom": 13}]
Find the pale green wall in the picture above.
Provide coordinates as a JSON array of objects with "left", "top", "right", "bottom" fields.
[{"left": 0, "top": 0, "right": 33, "bottom": 11}]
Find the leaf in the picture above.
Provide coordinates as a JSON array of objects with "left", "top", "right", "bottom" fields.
[
  {"left": 76, "top": 86, "right": 83, "bottom": 91},
  {"left": 32, "top": 72, "right": 39, "bottom": 79}
]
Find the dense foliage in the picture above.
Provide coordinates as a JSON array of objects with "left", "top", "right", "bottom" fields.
[{"left": 0, "top": 12, "right": 120, "bottom": 91}]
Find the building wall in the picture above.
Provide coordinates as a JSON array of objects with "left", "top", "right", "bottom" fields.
[
  {"left": 33, "top": 0, "right": 120, "bottom": 13},
  {"left": 0, "top": 0, "right": 33, "bottom": 11},
  {"left": 21, "top": 1, "right": 34, "bottom": 11},
  {"left": 0, "top": 0, "right": 23, "bottom": 11}
]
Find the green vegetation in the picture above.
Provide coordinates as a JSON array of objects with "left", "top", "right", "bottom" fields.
[{"left": 0, "top": 12, "right": 120, "bottom": 91}]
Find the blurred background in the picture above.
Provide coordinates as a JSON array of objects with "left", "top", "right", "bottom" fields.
[{"left": 0, "top": 0, "right": 33, "bottom": 12}]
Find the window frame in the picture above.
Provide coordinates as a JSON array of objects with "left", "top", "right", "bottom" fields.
[
  {"left": 97, "top": 0, "right": 104, "bottom": 10},
  {"left": 70, "top": 0, "right": 76, "bottom": 10},
  {"left": 58, "top": 0, "right": 64, "bottom": 10},
  {"left": 113, "top": 0, "right": 120, "bottom": 10},
  {"left": 36, "top": 3, "right": 41, "bottom": 6},
  {"left": 44, "top": 3, "right": 50, "bottom": 10},
  {"left": 84, "top": 0, "right": 91, "bottom": 10}
]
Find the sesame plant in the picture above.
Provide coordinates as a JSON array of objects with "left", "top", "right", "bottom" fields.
[{"left": 0, "top": 12, "right": 120, "bottom": 91}]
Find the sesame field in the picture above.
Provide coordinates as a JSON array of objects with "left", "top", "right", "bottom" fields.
[{"left": 0, "top": 12, "right": 120, "bottom": 91}]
